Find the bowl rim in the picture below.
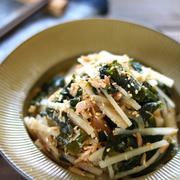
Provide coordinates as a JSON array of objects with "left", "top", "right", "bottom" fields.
[{"left": 1, "top": 18, "right": 180, "bottom": 68}]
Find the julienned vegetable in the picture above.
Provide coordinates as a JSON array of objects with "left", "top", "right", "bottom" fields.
[{"left": 24, "top": 51, "right": 178, "bottom": 179}]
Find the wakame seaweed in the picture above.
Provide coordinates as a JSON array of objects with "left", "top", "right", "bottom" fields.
[
  {"left": 98, "top": 131, "right": 110, "bottom": 142},
  {"left": 115, "top": 155, "right": 142, "bottom": 174},
  {"left": 139, "top": 101, "right": 162, "bottom": 127},
  {"left": 32, "top": 76, "right": 65, "bottom": 104},
  {"left": 132, "top": 143, "right": 178, "bottom": 177},
  {"left": 99, "top": 62, "right": 159, "bottom": 103},
  {"left": 70, "top": 88, "right": 83, "bottom": 109},
  {"left": 57, "top": 129, "right": 87, "bottom": 154},
  {"left": 158, "top": 82, "right": 172, "bottom": 98},
  {"left": 102, "top": 134, "right": 138, "bottom": 160},
  {"left": 130, "top": 60, "right": 143, "bottom": 73},
  {"left": 59, "top": 112, "right": 74, "bottom": 135},
  {"left": 60, "top": 80, "right": 74, "bottom": 102},
  {"left": 42, "top": 76, "right": 65, "bottom": 94},
  {"left": 46, "top": 108, "right": 74, "bottom": 136}
]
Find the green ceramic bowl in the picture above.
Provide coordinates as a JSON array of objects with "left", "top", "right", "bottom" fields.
[{"left": 0, "top": 19, "right": 180, "bottom": 180}]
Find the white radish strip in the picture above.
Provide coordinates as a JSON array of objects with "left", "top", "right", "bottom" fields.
[
  {"left": 64, "top": 153, "right": 102, "bottom": 176},
  {"left": 68, "top": 109, "right": 95, "bottom": 138},
  {"left": 77, "top": 79, "right": 94, "bottom": 96},
  {"left": 114, "top": 150, "right": 161, "bottom": 179},
  {"left": 117, "top": 85, "right": 129, "bottom": 96},
  {"left": 93, "top": 95, "right": 128, "bottom": 128},
  {"left": 117, "top": 85, "right": 141, "bottom": 110},
  {"left": 148, "top": 79, "right": 158, "bottom": 86},
  {"left": 108, "top": 165, "right": 115, "bottom": 179},
  {"left": 102, "top": 89, "right": 132, "bottom": 126},
  {"left": 99, "top": 140, "right": 169, "bottom": 168},
  {"left": 77, "top": 162, "right": 103, "bottom": 176},
  {"left": 45, "top": 101, "right": 65, "bottom": 110},
  {"left": 98, "top": 50, "right": 130, "bottom": 64},
  {"left": 155, "top": 86, "right": 175, "bottom": 108},
  {"left": 122, "top": 96, "right": 141, "bottom": 110},
  {"left": 77, "top": 58, "right": 99, "bottom": 78},
  {"left": 113, "top": 127, "right": 178, "bottom": 136},
  {"left": 142, "top": 67, "right": 174, "bottom": 87},
  {"left": 151, "top": 69, "right": 174, "bottom": 87},
  {"left": 88, "top": 147, "right": 105, "bottom": 162}
]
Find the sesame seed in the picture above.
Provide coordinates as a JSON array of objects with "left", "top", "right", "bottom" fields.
[
  {"left": 106, "top": 148, "right": 110, "bottom": 152},
  {"left": 132, "top": 111, "right": 136, "bottom": 115},
  {"left": 96, "top": 112, "right": 101, "bottom": 116},
  {"left": 136, "top": 114, "right": 139, "bottom": 117},
  {"left": 129, "top": 146, "right": 133, "bottom": 150},
  {"left": 135, "top": 90, "right": 138, "bottom": 94},
  {"left": 127, "top": 84, "right": 131, "bottom": 88}
]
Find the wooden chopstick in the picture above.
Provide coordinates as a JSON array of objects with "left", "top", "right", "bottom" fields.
[{"left": 0, "top": 0, "right": 49, "bottom": 38}]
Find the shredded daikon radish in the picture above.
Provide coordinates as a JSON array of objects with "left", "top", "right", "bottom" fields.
[
  {"left": 99, "top": 140, "right": 169, "bottom": 168},
  {"left": 117, "top": 85, "right": 141, "bottom": 110},
  {"left": 88, "top": 147, "right": 105, "bottom": 162},
  {"left": 45, "top": 101, "right": 65, "bottom": 110},
  {"left": 108, "top": 165, "right": 115, "bottom": 179},
  {"left": 65, "top": 153, "right": 103, "bottom": 176},
  {"left": 68, "top": 109, "right": 95, "bottom": 138},
  {"left": 113, "top": 127, "right": 178, "bottom": 136},
  {"left": 93, "top": 95, "right": 128, "bottom": 128},
  {"left": 148, "top": 79, "right": 158, "bottom": 86},
  {"left": 114, "top": 150, "right": 161, "bottom": 178},
  {"left": 122, "top": 96, "right": 141, "bottom": 110},
  {"left": 77, "top": 58, "right": 99, "bottom": 78},
  {"left": 102, "top": 89, "right": 132, "bottom": 126},
  {"left": 77, "top": 162, "right": 103, "bottom": 176},
  {"left": 142, "top": 67, "right": 174, "bottom": 87}
]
